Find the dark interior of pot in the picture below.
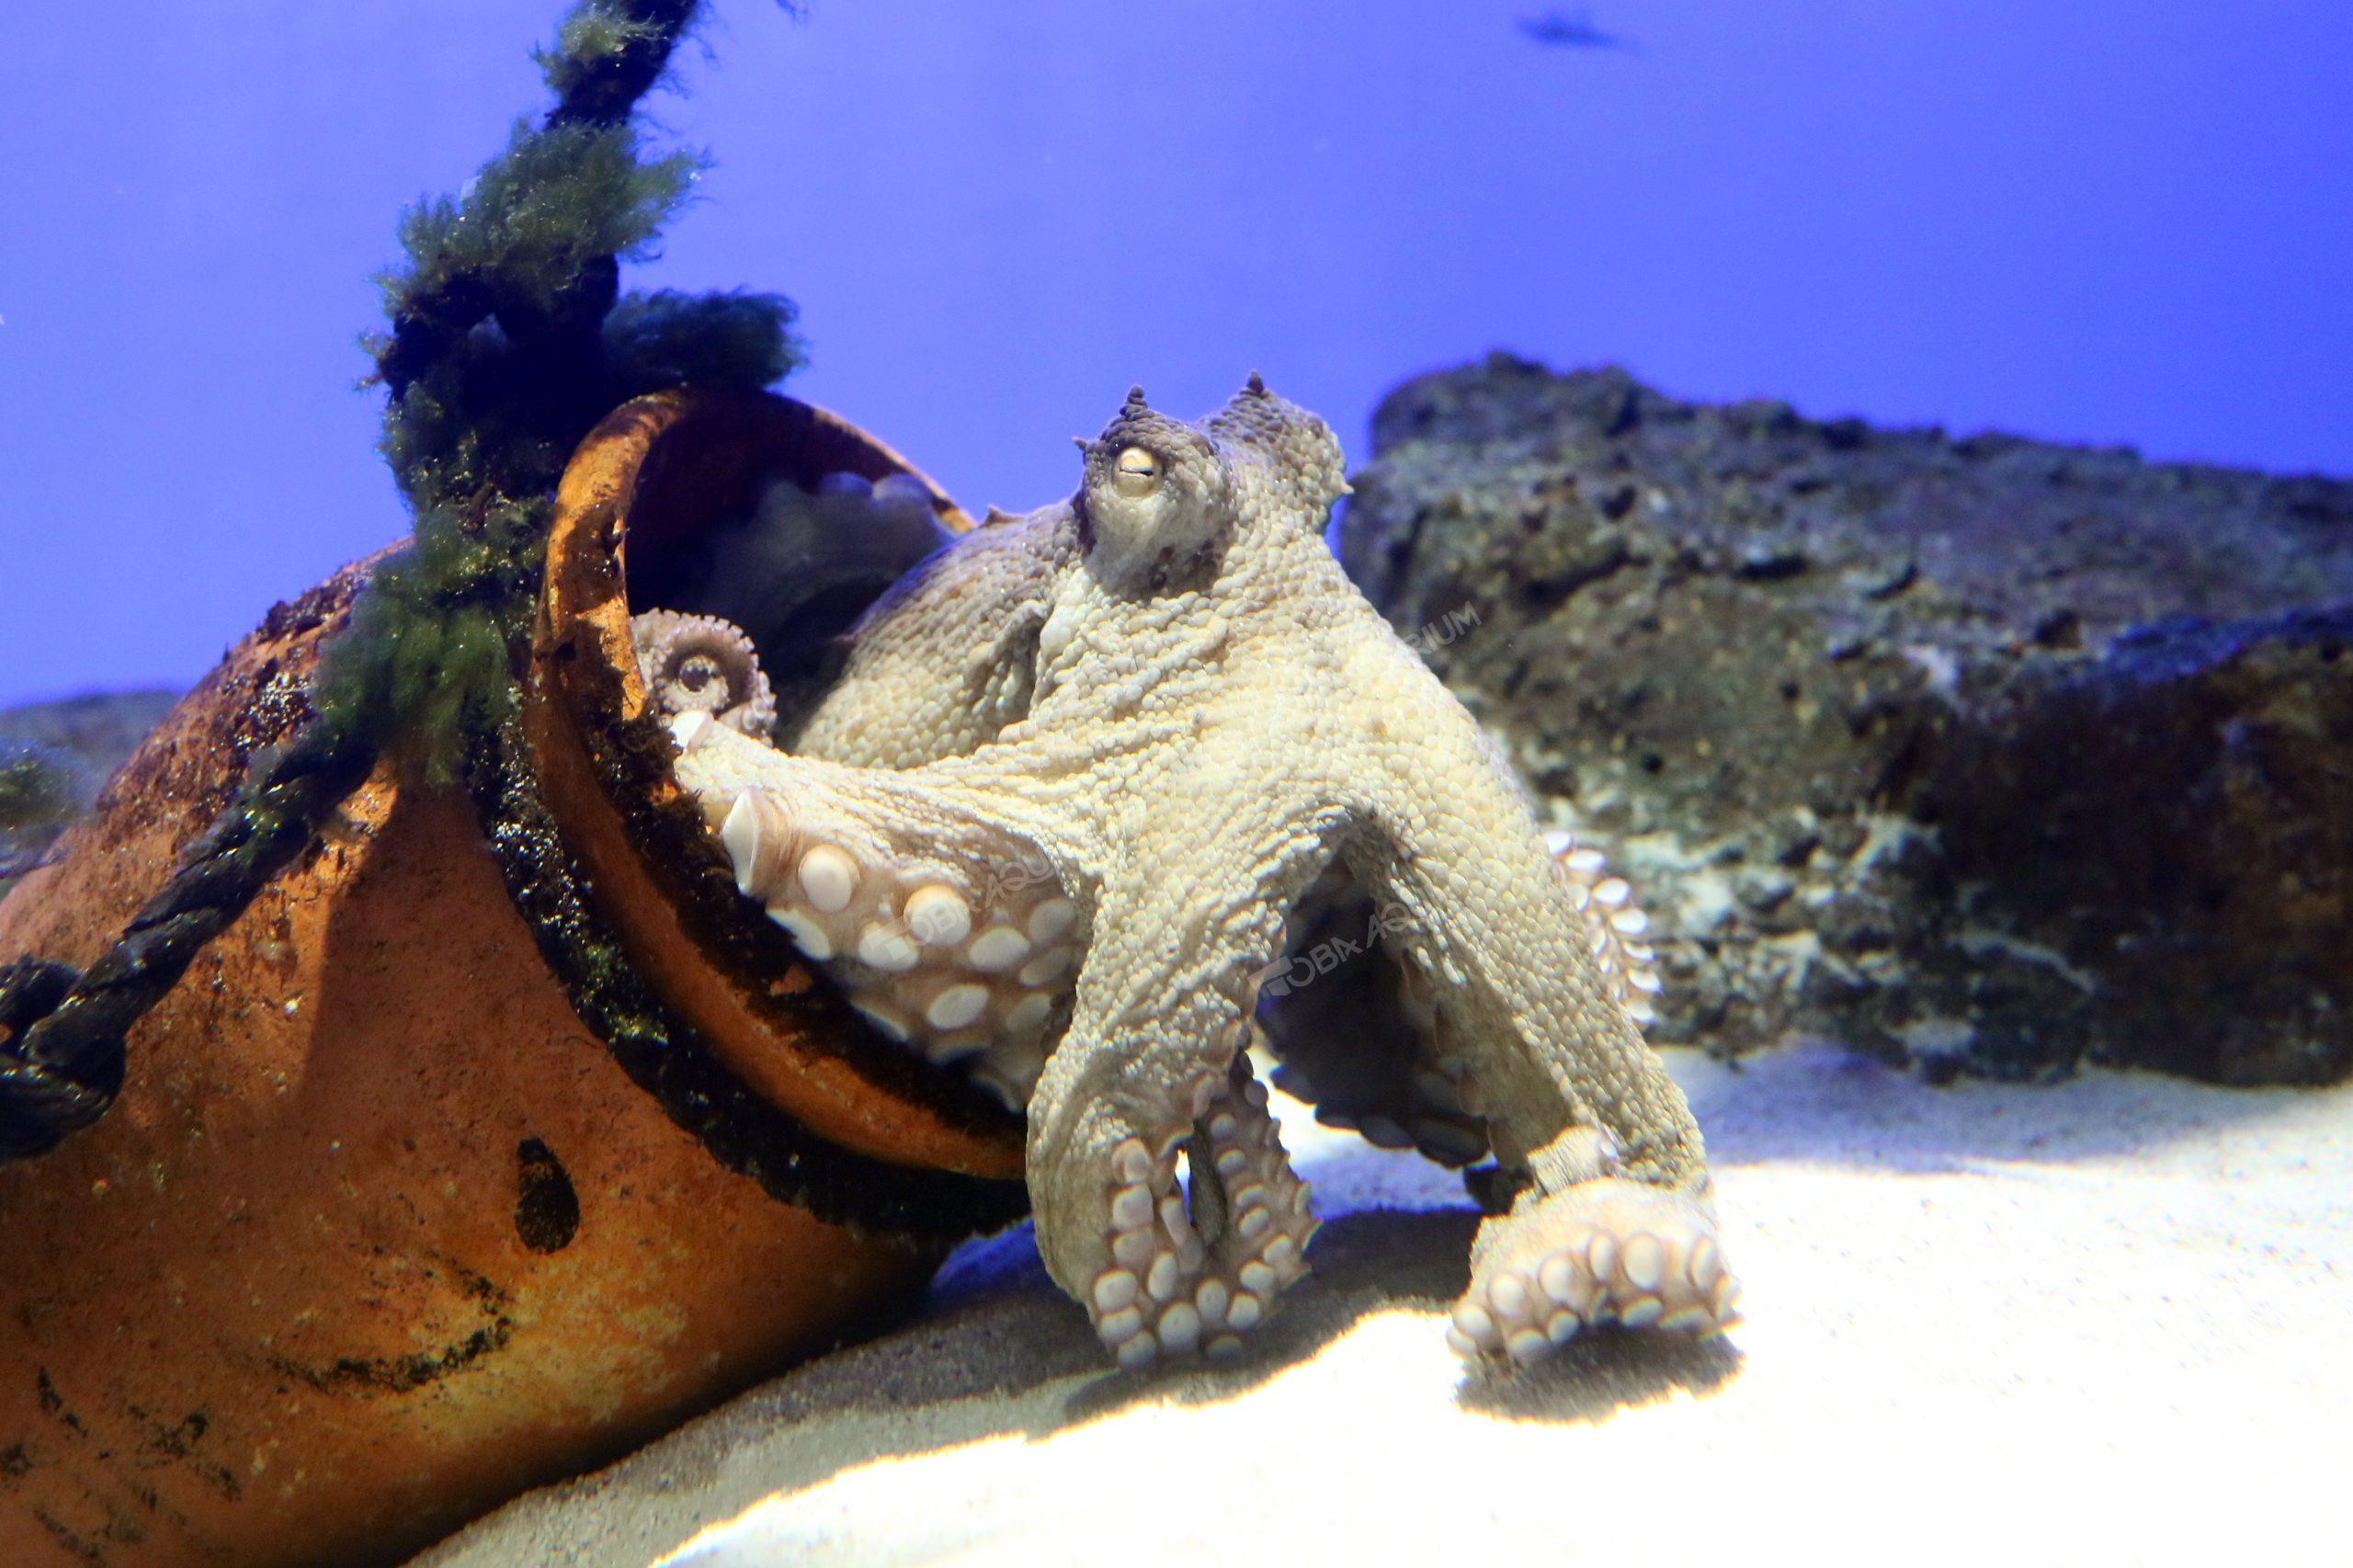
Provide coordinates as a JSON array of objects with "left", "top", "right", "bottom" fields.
[{"left": 620, "top": 397, "right": 970, "bottom": 741}]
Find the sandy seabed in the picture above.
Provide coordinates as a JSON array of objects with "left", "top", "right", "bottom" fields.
[{"left": 419, "top": 1042, "right": 2351, "bottom": 1568}]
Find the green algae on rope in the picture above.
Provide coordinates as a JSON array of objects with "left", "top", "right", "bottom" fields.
[{"left": 329, "top": 0, "right": 805, "bottom": 779}]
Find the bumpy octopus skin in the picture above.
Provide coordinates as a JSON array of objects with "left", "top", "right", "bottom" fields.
[{"left": 664, "top": 381, "right": 1740, "bottom": 1369}]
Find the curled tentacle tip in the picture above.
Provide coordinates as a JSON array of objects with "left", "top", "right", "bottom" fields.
[{"left": 631, "top": 609, "right": 777, "bottom": 742}]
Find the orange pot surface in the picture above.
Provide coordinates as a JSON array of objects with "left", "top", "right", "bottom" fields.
[{"left": 0, "top": 412, "right": 991, "bottom": 1563}]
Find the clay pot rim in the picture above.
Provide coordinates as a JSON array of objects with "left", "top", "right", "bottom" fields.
[{"left": 526, "top": 389, "right": 1028, "bottom": 1182}]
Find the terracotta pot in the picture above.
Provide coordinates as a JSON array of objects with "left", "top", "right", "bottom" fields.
[{"left": 0, "top": 392, "right": 1026, "bottom": 1567}]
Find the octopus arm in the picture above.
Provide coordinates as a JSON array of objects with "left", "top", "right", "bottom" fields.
[
  {"left": 1345, "top": 662, "right": 1739, "bottom": 1361},
  {"left": 1021, "top": 795, "right": 1347, "bottom": 1369}
]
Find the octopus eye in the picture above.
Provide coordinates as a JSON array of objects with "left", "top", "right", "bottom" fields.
[{"left": 1111, "top": 445, "right": 1164, "bottom": 498}]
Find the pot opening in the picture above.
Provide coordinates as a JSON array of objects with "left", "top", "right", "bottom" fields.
[
  {"left": 625, "top": 467, "right": 955, "bottom": 742},
  {"left": 531, "top": 392, "right": 1026, "bottom": 1183},
  {"left": 618, "top": 403, "right": 964, "bottom": 742}
]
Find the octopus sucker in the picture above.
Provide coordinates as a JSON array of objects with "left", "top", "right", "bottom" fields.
[
  {"left": 649, "top": 380, "right": 1739, "bottom": 1369},
  {"left": 634, "top": 609, "right": 778, "bottom": 739},
  {"left": 1064, "top": 1047, "right": 1315, "bottom": 1366}
]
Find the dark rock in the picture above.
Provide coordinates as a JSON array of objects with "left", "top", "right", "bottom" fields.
[
  {"left": 1340, "top": 354, "right": 2353, "bottom": 1085},
  {"left": 0, "top": 690, "right": 179, "bottom": 899}
]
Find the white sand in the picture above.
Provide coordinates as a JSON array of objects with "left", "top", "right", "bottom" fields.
[{"left": 419, "top": 1044, "right": 2353, "bottom": 1568}]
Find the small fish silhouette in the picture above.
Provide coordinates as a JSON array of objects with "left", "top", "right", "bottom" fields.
[{"left": 1518, "top": 9, "right": 1631, "bottom": 51}]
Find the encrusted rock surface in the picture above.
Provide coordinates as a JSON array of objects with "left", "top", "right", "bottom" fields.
[
  {"left": 0, "top": 690, "right": 179, "bottom": 900},
  {"left": 1341, "top": 355, "right": 2353, "bottom": 1085}
]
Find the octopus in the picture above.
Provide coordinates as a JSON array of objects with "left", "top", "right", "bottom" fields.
[{"left": 652, "top": 379, "right": 1740, "bottom": 1369}]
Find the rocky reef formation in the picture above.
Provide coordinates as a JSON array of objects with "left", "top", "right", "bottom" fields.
[
  {"left": 0, "top": 691, "right": 179, "bottom": 900},
  {"left": 1341, "top": 355, "right": 2353, "bottom": 1085}
]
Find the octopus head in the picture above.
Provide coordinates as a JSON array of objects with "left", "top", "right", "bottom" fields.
[
  {"left": 1075, "top": 387, "right": 1237, "bottom": 592},
  {"left": 1204, "top": 371, "right": 1351, "bottom": 524}
]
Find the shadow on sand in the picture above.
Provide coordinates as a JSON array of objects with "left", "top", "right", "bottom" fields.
[
  {"left": 1686, "top": 1038, "right": 2320, "bottom": 1172},
  {"left": 419, "top": 1203, "right": 1740, "bottom": 1564}
]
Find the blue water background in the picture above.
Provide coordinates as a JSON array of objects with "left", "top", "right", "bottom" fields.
[{"left": 1, "top": 0, "right": 2347, "bottom": 705}]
